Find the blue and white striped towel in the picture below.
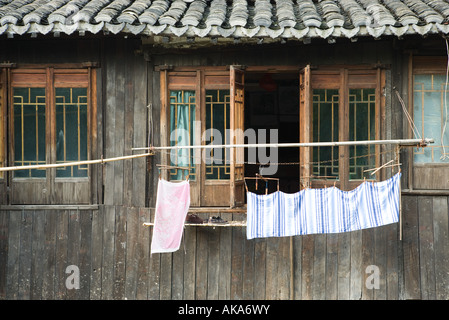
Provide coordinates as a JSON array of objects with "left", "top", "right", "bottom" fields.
[{"left": 246, "top": 173, "right": 401, "bottom": 239}]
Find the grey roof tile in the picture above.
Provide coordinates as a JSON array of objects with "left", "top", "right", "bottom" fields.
[
  {"left": 403, "top": 0, "right": 444, "bottom": 24},
  {"left": 139, "top": 0, "right": 170, "bottom": 25},
  {"left": 229, "top": 0, "right": 248, "bottom": 27},
  {"left": 296, "top": 0, "right": 322, "bottom": 28},
  {"left": 383, "top": 0, "right": 420, "bottom": 25},
  {"left": 72, "top": 0, "right": 111, "bottom": 23},
  {"left": 22, "top": 0, "right": 70, "bottom": 24},
  {"left": 339, "top": 0, "right": 371, "bottom": 27},
  {"left": 158, "top": 0, "right": 187, "bottom": 26},
  {"left": 48, "top": 0, "right": 91, "bottom": 24},
  {"left": 180, "top": 0, "right": 207, "bottom": 26},
  {"left": 95, "top": 0, "right": 133, "bottom": 23},
  {"left": 204, "top": 0, "right": 227, "bottom": 27},
  {"left": 0, "top": 0, "right": 42, "bottom": 25},
  {"left": 116, "top": 0, "right": 150, "bottom": 24},
  {"left": 276, "top": 0, "right": 297, "bottom": 28},
  {"left": 253, "top": 0, "right": 272, "bottom": 27},
  {"left": 317, "top": 0, "right": 345, "bottom": 28},
  {"left": 1, "top": 0, "right": 449, "bottom": 42}
]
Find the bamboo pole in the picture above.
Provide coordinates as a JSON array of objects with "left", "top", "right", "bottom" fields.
[
  {"left": 0, "top": 152, "right": 154, "bottom": 172},
  {"left": 0, "top": 138, "right": 433, "bottom": 173},
  {"left": 132, "top": 138, "right": 434, "bottom": 151}
]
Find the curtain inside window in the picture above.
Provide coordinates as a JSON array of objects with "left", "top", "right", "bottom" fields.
[{"left": 170, "top": 90, "right": 195, "bottom": 180}]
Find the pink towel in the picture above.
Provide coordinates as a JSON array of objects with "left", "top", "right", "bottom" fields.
[{"left": 151, "top": 178, "right": 190, "bottom": 254}]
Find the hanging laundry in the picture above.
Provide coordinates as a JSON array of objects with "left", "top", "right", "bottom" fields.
[
  {"left": 246, "top": 172, "right": 401, "bottom": 240},
  {"left": 151, "top": 178, "right": 190, "bottom": 254}
]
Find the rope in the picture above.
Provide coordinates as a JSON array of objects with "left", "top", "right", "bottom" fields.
[
  {"left": 154, "top": 147, "right": 397, "bottom": 167},
  {"left": 395, "top": 89, "right": 422, "bottom": 141}
]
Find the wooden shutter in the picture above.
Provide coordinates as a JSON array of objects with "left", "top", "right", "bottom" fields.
[
  {"left": 230, "top": 66, "right": 245, "bottom": 207},
  {"left": 0, "top": 68, "right": 7, "bottom": 204},
  {"left": 299, "top": 65, "right": 312, "bottom": 189}
]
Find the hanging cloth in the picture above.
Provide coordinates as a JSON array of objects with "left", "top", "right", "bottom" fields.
[
  {"left": 246, "top": 172, "right": 401, "bottom": 240},
  {"left": 151, "top": 178, "right": 190, "bottom": 254}
]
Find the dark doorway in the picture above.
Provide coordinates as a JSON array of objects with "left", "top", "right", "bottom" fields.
[{"left": 244, "top": 72, "right": 300, "bottom": 194}]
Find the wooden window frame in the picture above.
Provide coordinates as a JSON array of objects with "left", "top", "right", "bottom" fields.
[
  {"left": 161, "top": 65, "right": 385, "bottom": 206},
  {"left": 161, "top": 66, "right": 245, "bottom": 207},
  {"left": 300, "top": 65, "right": 385, "bottom": 191},
  {"left": 3, "top": 65, "right": 97, "bottom": 204},
  {"left": 409, "top": 56, "right": 449, "bottom": 190}
]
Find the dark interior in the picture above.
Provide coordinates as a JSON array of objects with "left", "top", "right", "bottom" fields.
[{"left": 244, "top": 72, "right": 300, "bottom": 194}]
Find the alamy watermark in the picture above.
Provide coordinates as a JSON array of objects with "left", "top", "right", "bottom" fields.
[
  {"left": 65, "top": 265, "right": 80, "bottom": 290},
  {"left": 365, "top": 265, "right": 380, "bottom": 290},
  {"left": 170, "top": 123, "right": 279, "bottom": 175}
]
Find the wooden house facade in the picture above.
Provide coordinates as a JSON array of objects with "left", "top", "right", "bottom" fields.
[{"left": 0, "top": 0, "right": 448, "bottom": 300}]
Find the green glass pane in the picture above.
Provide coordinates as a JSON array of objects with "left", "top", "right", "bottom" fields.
[
  {"left": 55, "top": 87, "right": 88, "bottom": 178},
  {"left": 205, "top": 89, "right": 230, "bottom": 180},
  {"left": 13, "top": 87, "right": 46, "bottom": 178},
  {"left": 169, "top": 90, "right": 196, "bottom": 180},
  {"left": 349, "top": 88, "right": 376, "bottom": 180},
  {"left": 312, "top": 89, "right": 339, "bottom": 179},
  {"left": 413, "top": 74, "right": 449, "bottom": 163}
]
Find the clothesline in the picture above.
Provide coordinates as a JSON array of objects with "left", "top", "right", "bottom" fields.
[
  {"left": 132, "top": 138, "right": 434, "bottom": 151},
  {"left": 0, "top": 138, "right": 432, "bottom": 172},
  {"left": 210, "top": 148, "right": 397, "bottom": 166}
]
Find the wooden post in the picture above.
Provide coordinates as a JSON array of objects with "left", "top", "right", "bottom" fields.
[{"left": 397, "top": 145, "right": 403, "bottom": 241}]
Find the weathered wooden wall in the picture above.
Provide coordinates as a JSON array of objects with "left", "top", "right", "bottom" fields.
[
  {"left": 0, "top": 36, "right": 449, "bottom": 300},
  {"left": 102, "top": 38, "right": 148, "bottom": 208},
  {"left": 0, "top": 196, "right": 448, "bottom": 300}
]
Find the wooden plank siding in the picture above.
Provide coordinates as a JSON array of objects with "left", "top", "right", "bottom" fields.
[
  {"left": 0, "top": 196, "right": 446, "bottom": 300},
  {"left": 0, "top": 36, "right": 449, "bottom": 301},
  {"left": 103, "top": 39, "right": 147, "bottom": 208}
]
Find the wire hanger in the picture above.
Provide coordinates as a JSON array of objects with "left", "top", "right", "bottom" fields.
[
  {"left": 156, "top": 164, "right": 190, "bottom": 181},
  {"left": 244, "top": 174, "right": 280, "bottom": 194}
]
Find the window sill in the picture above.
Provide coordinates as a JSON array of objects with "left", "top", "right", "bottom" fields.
[
  {"left": 143, "top": 220, "right": 247, "bottom": 228},
  {"left": 188, "top": 206, "right": 246, "bottom": 213}
]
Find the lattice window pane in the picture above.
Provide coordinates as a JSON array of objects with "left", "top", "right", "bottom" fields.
[
  {"left": 169, "top": 90, "right": 196, "bottom": 180},
  {"left": 13, "top": 87, "right": 46, "bottom": 178},
  {"left": 55, "top": 87, "right": 88, "bottom": 178},
  {"left": 205, "top": 89, "right": 230, "bottom": 180},
  {"left": 312, "top": 89, "right": 339, "bottom": 179},
  {"left": 413, "top": 74, "right": 449, "bottom": 163},
  {"left": 349, "top": 88, "right": 376, "bottom": 180}
]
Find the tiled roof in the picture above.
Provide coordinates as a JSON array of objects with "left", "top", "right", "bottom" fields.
[{"left": 1, "top": 0, "right": 449, "bottom": 43}]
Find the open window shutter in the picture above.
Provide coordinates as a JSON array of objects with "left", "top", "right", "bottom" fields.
[
  {"left": 299, "top": 65, "right": 312, "bottom": 189},
  {"left": 0, "top": 68, "right": 7, "bottom": 203},
  {"left": 159, "top": 70, "right": 169, "bottom": 180},
  {"left": 230, "top": 65, "right": 245, "bottom": 207}
]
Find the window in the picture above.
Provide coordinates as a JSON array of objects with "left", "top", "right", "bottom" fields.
[
  {"left": 161, "top": 65, "right": 384, "bottom": 206},
  {"left": 169, "top": 89, "right": 196, "bottom": 180},
  {"left": 13, "top": 87, "right": 47, "bottom": 178},
  {"left": 160, "top": 67, "right": 244, "bottom": 207},
  {"left": 300, "top": 66, "right": 384, "bottom": 190},
  {"left": 3, "top": 66, "right": 97, "bottom": 204},
  {"left": 411, "top": 56, "right": 449, "bottom": 189},
  {"left": 168, "top": 88, "right": 231, "bottom": 182},
  {"left": 205, "top": 89, "right": 231, "bottom": 180},
  {"left": 413, "top": 72, "right": 449, "bottom": 163}
]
